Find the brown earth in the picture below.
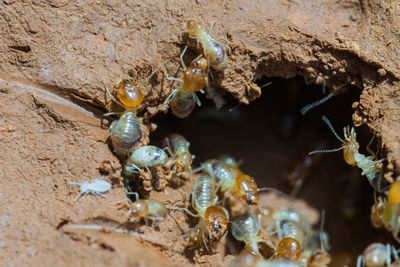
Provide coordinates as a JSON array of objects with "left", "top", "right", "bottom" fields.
[{"left": 1, "top": 0, "right": 399, "bottom": 266}]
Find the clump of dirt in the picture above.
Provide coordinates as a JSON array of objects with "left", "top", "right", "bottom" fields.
[{"left": 1, "top": 0, "right": 400, "bottom": 266}]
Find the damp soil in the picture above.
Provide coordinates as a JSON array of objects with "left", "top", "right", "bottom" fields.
[{"left": 1, "top": 0, "right": 400, "bottom": 266}]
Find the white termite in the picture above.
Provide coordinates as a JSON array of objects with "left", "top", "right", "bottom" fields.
[
  {"left": 69, "top": 177, "right": 112, "bottom": 201},
  {"left": 124, "top": 145, "right": 168, "bottom": 175}
]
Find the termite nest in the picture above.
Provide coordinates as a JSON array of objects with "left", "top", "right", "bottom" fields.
[{"left": 68, "top": 19, "right": 398, "bottom": 267}]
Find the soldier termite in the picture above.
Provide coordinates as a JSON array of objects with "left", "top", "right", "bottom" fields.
[
  {"left": 186, "top": 19, "right": 229, "bottom": 71},
  {"left": 124, "top": 145, "right": 168, "bottom": 175},
  {"left": 163, "top": 133, "right": 193, "bottom": 174},
  {"left": 163, "top": 47, "right": 209, "bottom": 118},
  {"left": 104, "top": 69, "right": 158, "bottom": 157},
  {"left": 309, "top": 115, "right": 384, "bottom": 191}
]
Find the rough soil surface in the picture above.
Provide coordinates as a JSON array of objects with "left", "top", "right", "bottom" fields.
[{"left": 1, "top": 0, "right": 399, "bottom": 266}]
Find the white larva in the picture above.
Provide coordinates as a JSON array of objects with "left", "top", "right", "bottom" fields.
[
  {"left": 124, "top": 145, "right": 168, "bottom": 174},
  {"left": 69, "top": 178, "right": 112, "bottom": 201}
]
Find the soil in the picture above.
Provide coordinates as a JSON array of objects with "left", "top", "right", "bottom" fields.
[{"left": 1, "top": 0, "right": 399, "bottom": 266}]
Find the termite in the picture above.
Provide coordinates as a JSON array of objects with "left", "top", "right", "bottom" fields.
[
  {"left": 300, "top": 211, "right": 331, "bottom": 267},
  {"left": 232, "top": 212, "right": 274, "bottom": 256},
  {"left": 381, "top": 180, "right": 400, "bottom": 243},
  {"left": 356, "top": 243, "right": 398, "bottom": 267},
  {"left": 124, "top": 145, "right": 168, "bottom": 175},
  {"left": 163, "top": 133, "right": 193, "bottom": 173},
  {"left": 273, "top": 209, "right": 312, "bottom": 261},
  {"left": 186, "top": 19, "right": 229, "bottom": 71},
  {"left": 309, "top": 116, "right": 384, "bottom": 191},
  {"left": 164, "top": 47, "right": 209, "bottom": 118},
  {"left": 199, "top": 157, "right": 261, "bottom": 205},
  {"left": 105, "top": 72, "right": 156, "bottom": 157},
  {"left": 371, "top": 196, "right": 385, "bottom": 228},
  {"left": 128, "top": 199, "right": 167, "bottom": 227},
  {"left": 174, "top": 174, "right": 229, "bottom": 249}
]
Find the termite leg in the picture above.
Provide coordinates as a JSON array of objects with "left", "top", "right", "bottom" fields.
[
  {"left": 193, "top": 93, "right": 201, "bottom": 106},
  {"left": 180, "top": 47, "right": 188, "bottom": 70}
]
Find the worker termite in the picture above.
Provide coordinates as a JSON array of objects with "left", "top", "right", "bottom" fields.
[
  {"left": 124, "top": 145, "right": 168, "bottom": 175},
  {"left": 371, "top": 196, "right": 385, "bottom": 228},
  {"left": 199, "top": 157, "right": 261, "bottom": 205},
  {"left": 356, "top": 243, "right": 398, "bottom": 267},
  {"left": 118, "top": 198, "right": 167, "bottom": 227},
  {"left": 186, "top": 19, "right": 229, "bottom": 71},
  {"left": 163, "top": 47, "right": 209, "bottom": 118},
  {"left": 272, "top": 209, "right": 312, "bottom": 261},
  {"left": 173, "top": 174, "right": 229, "bottom": 249},
  {"left": 300, "top": 211, "right": 331, "bottom": 267},
  {"left": 163, "top": 133, "right": 193, "bottom": 174},
  {"left": 232, "top": 212, "right": 274, "bottom": 256},
  {"left": 381, "top": 180, "right": 400, "bottom": 243},
  {"left": 128, "top": 199, "right": 167, "bottom": 227},
  {"left": 309, "top": 116, "right": 384, "bottom": 191},
  {"left": 105, "top": 75, "right": 155, "bottom": 157}
]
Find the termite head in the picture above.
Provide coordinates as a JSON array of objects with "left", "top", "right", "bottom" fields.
[
  {"left": 204, "top": 205, "right": 229, "bottom": 239},
  {"left": 129, "top": 200, "right": 148, "bottom": 220},
  {"left": 235, "top": 174, "right": 259, "bottom": 205},
  {"left": 183, "top": 57, "right": 208, "bottom": 92},
  {"left": 175, "top": 151, "right": 193, "bottom": 173},
  {"left": 117, "top": 79, "right": 144, "bottom": 109},
  {"left": 276, "top": 237, "right": 301, "bottom": 261},
  {"left": 187, "top": 19, "right": 202, "bottom": 36},
  {"left": 342, "top": 126, "right": 359, "bottom": 166}
]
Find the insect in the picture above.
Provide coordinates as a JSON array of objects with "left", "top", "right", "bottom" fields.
[
  {"left": 272, "top": 208, "right": 312, "bottom": 261},
  {"left": 105, "top": 75, "right": 154, "bottom": 157},
  {"left": 164, "top": 47, "right": 209, "bottom": 118},
  {"left": 174, "top": 174, "right": 229, "bottom": 249},
  {"left": 186, "top": 19, "right": 229, "bottom": 71},
  {"left": 163, "top": 133, "right": 193, "bottom": 173},
  {"left": 381, "top": 180, "right": 400, "bottom": 243},
  {"left": 199, "top": 157, "right": 261, "bottom": 205},
  {"left": 371, "top": 196, "right": 385, "bottom": 228},
  {"left": 356, "top": 243, "right": 397, "bottom": 267},
  {"left": 232, "top": 212, "right": 272, "bottom": 256},
  {"left": 300, "top": 212, "right": 331, "bottom": 267},
  {"left": 69, "top": 177, "right": 111, "bottom": 201},
  {"left": 128, "top": 199, "right": 167, "bottom": 227},
  {"left": 309, "top": 116, "right": 384, "bottom": 191},
  {"left": 124, "top": 145, "right": 168, "bottom": 175}
]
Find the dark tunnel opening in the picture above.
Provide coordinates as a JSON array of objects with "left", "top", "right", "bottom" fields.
[{"left": 149, "top": 76, "right": 390, "bottom": 256}]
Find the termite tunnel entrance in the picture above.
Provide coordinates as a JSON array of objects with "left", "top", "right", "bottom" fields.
[{"left": 150, "top": 76, "right": 390, "bottom": 258}]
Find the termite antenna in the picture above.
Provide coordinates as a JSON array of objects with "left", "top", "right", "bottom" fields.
[
  {"left": 308, "top": 147, "right": 343, "bottom": 155},
  {"left": 258, "top": 187, "right": 293, "bottom": 201},
  {"left": 321, "top": 115, "right": 344, "bottom": 142},
  {"left": 300, "top": 93, "right": 333, "bottom": 115},
  {"left": 260, "top": 81, "right": 272, "bottom": 89}
]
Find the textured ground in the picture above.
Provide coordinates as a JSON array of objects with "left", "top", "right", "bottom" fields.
[{"left": 1, "top": 0, "right": 399, "bottom": 266}]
